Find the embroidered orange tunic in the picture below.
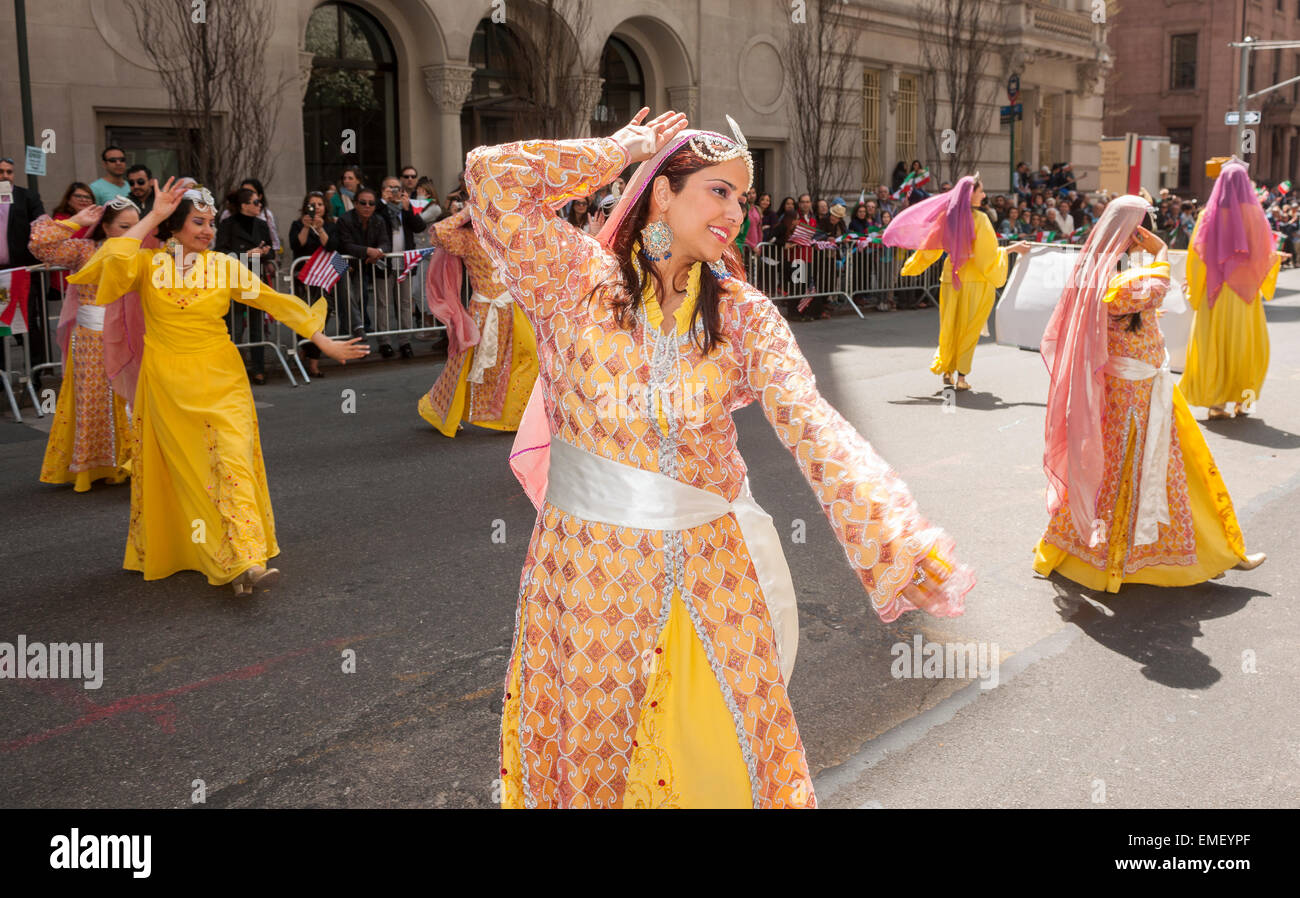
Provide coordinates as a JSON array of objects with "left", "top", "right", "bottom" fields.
[{"left": 467, "top": 137, "right": 974, "bottom": 808}]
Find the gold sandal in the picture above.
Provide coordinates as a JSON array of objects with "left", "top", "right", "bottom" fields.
[
  {"left": 1207, "top": 406, "right": 1231, "bottom": 420},
  {"left": 1234, "top": 552, "right": 1266, "bottom": 571}
]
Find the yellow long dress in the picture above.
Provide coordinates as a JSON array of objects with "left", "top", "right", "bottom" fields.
[
  {"left": 417, "top": 213, "right": 538, "bottom": 436},
  {"left": 900, "top": 211, "right": 1008, "bottom": 376},
  {"left": 468, "top": 136, "right": 973, "bottom": 809},
  {"left": 29, "top": 217, "right": 132, "bottom": 491},
  {"left": 1033, "top": 263, "right": 1249, "bottom": 592},
  {"left": 1178, "top": 211, "right": 1280, "bottom": 411},
  {"left": 67, "top": 237, "right": 327, "bottom": 586}
]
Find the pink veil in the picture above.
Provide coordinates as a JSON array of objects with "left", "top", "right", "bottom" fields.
[
  {"left": 423, "top": 246, "right": 479, "bottom": 356},
  {"left": 508, "top": 127, "right": 742, "bottom": 509},
  {"left": 881, "top": 175, "right": 978, "bottom": 288},
  {"left": 1192, "top": 160, "right": 1275, "bottom": 308},
  {"left": 1040, "top": 194, "right": 1151, "bottom": 545}
]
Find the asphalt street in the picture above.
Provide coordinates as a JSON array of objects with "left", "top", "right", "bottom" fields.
[{"left": 2, "top": 276, "right": 1298, "bottom": 809}]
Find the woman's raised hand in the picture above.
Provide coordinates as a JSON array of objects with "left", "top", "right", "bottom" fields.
[
  {"left": 69, "top": 204, "right": 105, "bottom": 229},
  {"left": 151, "top": 177, "right": 188, "bottom": 219},
  {"left": 611, "top": 108, "right": 689, "bottom": 165}
]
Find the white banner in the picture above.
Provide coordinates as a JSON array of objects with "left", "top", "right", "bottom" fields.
[{"left": 994, "top": 245, "right": 1191, "bottom": 372}]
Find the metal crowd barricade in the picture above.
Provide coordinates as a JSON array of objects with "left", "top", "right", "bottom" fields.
[
  {"left": 740, "top": 240, "right": 948, "bottom": 316},
  {"left": 1, "top": 263, "right": 65, "bottom": 423},
  {"left": 279, "top": 250, "right": 461, "bottom": 383},
  {"left": 741, "top": 241, "right": 863, "bottom": 318}
]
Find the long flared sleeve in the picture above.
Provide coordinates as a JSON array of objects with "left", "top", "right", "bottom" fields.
[
  {"left": 228, "top": 257, "right": 328, "bottom": 339},
  {"left": 732, "top": 283, "right": 975, "bottom": 621},
  {"left": 28, "top": 217, "right": 94, "bottom": 270},
  {"left": 900, "top": 248, "right": 942, "bottom": 277},
  {"left": 464, "top": 137, "right": 628, "bottom": 319},
  {"left": 1103, "top": 261, "right": 1171, "bottom": 314},
  {"left": 65, "top": 236, "right": 150, "bottom": 305}
]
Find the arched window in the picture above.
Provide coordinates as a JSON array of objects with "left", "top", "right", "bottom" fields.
[
  {"left": 592, "top": 38, "right": 644, "bottom": 137},
  {"left": 461, "top": 19, "right": 531, "bottom": 150},
  {"left": 302, "top": 2, "right": 397, "bottom": 192}
]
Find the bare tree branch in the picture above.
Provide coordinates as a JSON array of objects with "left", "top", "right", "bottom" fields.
[
  {"left": 510, "top": 0, "right": 595, "bottom": 139},
  {"left": 917, "top": 0, "right": 1004, "bottom": 184},
  {"left": 128, "top": 0, "right": 291, "bottom": 195},
  {"left": 782, "top": 0, "right": 857, "bottom": 200}
]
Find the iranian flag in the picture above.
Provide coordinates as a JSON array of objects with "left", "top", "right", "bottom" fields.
[
  {"left": 1279, "top": 180, "right": 1292, "bottom": 195},
  {"left": 0, "top": 268, "right": 31, "bottom": 336},
  {"left": 892, "top": 168, "right": 932, "bottom": 200}
]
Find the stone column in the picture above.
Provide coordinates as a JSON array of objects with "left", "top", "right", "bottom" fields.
[
  {"left": 563, "top": 74, "right": 606, "bottom": 137},
  {"left": 666, "top": 85, "right": 699, "bottom": 125},
  {"left": 423, "top": 64, "right": 477, "bottom": 192}
]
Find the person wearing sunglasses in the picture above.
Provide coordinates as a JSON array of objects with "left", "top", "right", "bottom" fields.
[
  {"left": 90, "top": 145, "right": 130, "bottom": 205},
  {"left": 126, "top": 164, "right": 155, "bottom": 215},
  {"left": 335, "top": 186, "right": 391, "bottom": 343},
  {"left": 52, "top": 182, "right": 97, "bottom": 238},
  {"left": 216, "top": 187, "right": 276, "bottom": 384}
]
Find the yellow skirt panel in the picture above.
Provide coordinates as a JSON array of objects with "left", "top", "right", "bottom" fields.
[
  {"left": 1178, "top": 289, "right": 1270, "bottom": 409},
  {"left": 500, "top": 590, "right": 752, "bottom": 809},
  {"left": 930, "top": 279, "right": 996, "bottom": 376}
]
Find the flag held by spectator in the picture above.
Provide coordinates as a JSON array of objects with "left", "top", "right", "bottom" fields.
[
  {"left": 297, "top": 248, "right": 349, "bottom": 290},
  {"left": 397, "top": 247, "right": 435, "bottom": 282},
  {"left": 790, "top": 222, "right": 816, "bottom": 246},
  {"left": 0, "top": 268, "right": 31, "bottom": 336}
]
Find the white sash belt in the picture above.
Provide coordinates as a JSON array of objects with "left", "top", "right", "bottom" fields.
[
  {"left": 76, "top": 304, "right": 106, "bottom": 331},
  {"left": 467, "top": 291, "right": 513, "bottom": 383},
  {"left": 546, "top": 435, "right": 800, "bottom": 683},
  {"left": 1103, "top": 352, "right": 1174, "bottom": 546}
]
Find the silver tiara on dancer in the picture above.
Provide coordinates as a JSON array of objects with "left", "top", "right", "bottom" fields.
[
  {"left": 183, "top": 185, "right": 216, "bottom": 213},
  {"left": 688, "top": 115, "right": 753, "bottom": 190}
]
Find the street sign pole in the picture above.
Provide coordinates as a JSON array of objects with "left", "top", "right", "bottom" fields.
[{"left": 1236, "top": 37, "right": 1251, "bottom": 160}]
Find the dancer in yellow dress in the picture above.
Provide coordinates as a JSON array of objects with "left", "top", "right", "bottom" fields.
[
  {"left": 1178, "top": 160, "right": 1282, "bottom": 420},
  {"left": 469, "top": 109, "right": 975, "bottom": 809},
  {"left": 884, "top": 175, "right": 1029, "bottom": 390},
  {"left": 68, "top": 179, "right": 368, "bottom": 596},
  {"left": 417, "top": 206, "right": 537, "bottom": 436},
  {"left": 1032, "top": 195, "right": 1265, "bottom": 592},
  {"left": 30, "top": 199, "right": 139, "bottom": 491}
]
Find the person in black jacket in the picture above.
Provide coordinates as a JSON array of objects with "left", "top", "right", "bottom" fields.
[
  {"left": 334, "top": 187, "right": 390, "bottom": 346},
  {"left": 2, "top": 156, "right": 50, "bottom": 383},
  {"left": 215, "top": 187, "right": 275, "bottom": 383},
  {"left": 376, "top": 175, "right": 427, "bottom": 358},
  {"left": 290, "top": 190, "right": 339, "bottom": 377}
]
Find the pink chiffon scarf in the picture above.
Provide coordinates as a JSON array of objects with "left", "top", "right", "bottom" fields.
[
  {"left": 1192, "top": 160, "right": 1275, "bottom": 309},
  {"left": 881, "top": 176, "right": 978, "bottom": 288}
]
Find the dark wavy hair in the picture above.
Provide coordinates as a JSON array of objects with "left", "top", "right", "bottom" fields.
[
  {"left": 594, "top": 146, "right": 743, "bottom": 356},
  {"left": 155, "top": 198, "right": 211, "bottom": 242},
  {"left": 53, "top": 182, "right": 94, "bottom": 217}
]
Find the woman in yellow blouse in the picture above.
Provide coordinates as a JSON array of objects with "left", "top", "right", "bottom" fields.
[
  {"left": 68, "top": 179, "right": 368, "bottom": 596},
  {"left": 886, "top": 176, "right": 1029, "bottom": 390}
]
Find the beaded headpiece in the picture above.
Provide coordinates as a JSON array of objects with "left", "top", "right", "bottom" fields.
[
  {"left": 105, "top": 194, "right": 141, "bottom": 213},
  {"left": 183, "top": 185, "right": 216, "bottom": 213},
  {"left": 688, "top": 115, "right": 753, "bottom": 190}
]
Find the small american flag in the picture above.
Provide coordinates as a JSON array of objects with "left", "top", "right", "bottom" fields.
[
  {"left": 790, "top": 222, "right": 816, "bottom": 246},
  {"left": 396, "top": 247, "right": 435, "bottom": 282},
  {"left": 297, "top": 248, "right": 349, "bottom": 290}
]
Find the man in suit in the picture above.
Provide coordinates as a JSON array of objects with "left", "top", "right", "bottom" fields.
[
  {"left": 335, "top": 186, "right": 391, "bottom": 348},
  {"left": 0, "top": 156, "right": 49, "bottom": 386}
]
